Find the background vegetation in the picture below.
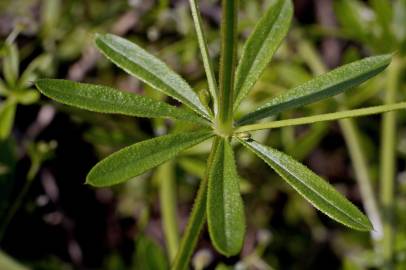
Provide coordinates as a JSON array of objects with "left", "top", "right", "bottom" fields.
[{"left": 0, "top": 0, "right": 405, "bottom": 269}]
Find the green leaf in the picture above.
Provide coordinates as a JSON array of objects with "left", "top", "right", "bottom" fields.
[
  {"left": 237, "top": 54, "right": 392, "bottom": 125},
  {"left": 87, "top": 131, "right": 213, "bottom": 187},
  {"left": 236, "top": 101, "right": 406, "bottom": 133},
  {"left": 3, "top": 43, "right": 19, "bottom": 87},
  {"left": 238, "top": 138, "right": 372, "bottom": 231},
  {"left": 234, "top": 0, "right": 293, "bottom": 109},
  {"left": 95, "top": 34, "right": 210, "bottom": 120},
  {"left": 36, "top": 79, "right": 209, "bottom": 125},
  {"left": 172, "top": 138, "right": 220, "bottom": 270},
  {"left": 207, "top": 138, "right": 245, "bottom": 256},
  {"left": 0, "top": 99, "right": 16, "bottom": 140},
  {"left": 189, "top": 0, "right": 219, "bottom": 114}
]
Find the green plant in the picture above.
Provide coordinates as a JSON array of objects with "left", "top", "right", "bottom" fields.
[{"left": 35, "top": 0, "right": 406, "bottom": 268}]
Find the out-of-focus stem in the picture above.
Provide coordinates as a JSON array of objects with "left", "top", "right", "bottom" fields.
[
  {"left": 158, "top": 161, "right": 179, "bottom": 262},
  {"left": 380, "top": 56, "right": 401, "bottom": 269},
  {"left": 339, "top": 118, "right": 383, "bottom": 244}
]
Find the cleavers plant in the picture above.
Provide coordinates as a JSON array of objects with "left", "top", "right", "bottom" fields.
[{"left": 35, "top": 0, "right": 406, "bottom": 268}]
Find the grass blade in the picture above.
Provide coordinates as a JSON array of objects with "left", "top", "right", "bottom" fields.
[
  {"left": 237, "top": 54, "right": 392, "bottom": 125},
  {"left": 95, "top": 33, "right": 210, "bottom": 120},
  {"left": 172, "top": 138, "right": 220, "bottom": 270},
  {"left": 234, "top": 0, "right": 293, "bottom": 109},
  {"left": 87, "top": 131, "right": 213, "bottom": 187},
  {"left": 238, "top": 138, "right": 372, "bottom": 231},
  {"left": 189, "top": 0, "right": 219, "bottom": 114},
  {"left": 207, "top": 138, "right": 245, "bottom": 256},
  {"left": 36, "top": 79, "right": 209, "bottom": 125},
  {"left": 236, "top": 102, "right": 406, "bottom": 133}
]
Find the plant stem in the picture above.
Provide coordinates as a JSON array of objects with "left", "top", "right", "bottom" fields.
[
  {"left": 339, "top": 118, "right": 383, "bottom": 244},
  {"left": 158, "top": 161, "right": 179, "bottom": 262},
  {"left": 171, "top": 138, "right": 220, "bottom": 270},
  {"left": 380, "top": 56, "right": 401, "bottom": 269},
  {"left": 216, "top": 0, "right": 239, "bottom": 135},
  {"left": 0, "top": 179, "right": 33, "bottom": 243},
  {"left": 236, "top": 102, "right": 406, "bottom": 133}
]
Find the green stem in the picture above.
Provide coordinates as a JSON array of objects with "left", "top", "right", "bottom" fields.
[
  {"left": 171, "top": 138, "right": 220, "bottom": 270},
  {"left": 339, "top": 118, "right": 383, "bottom": 245},
  {"left": 380, "top": 56, "right": 401, "bottom": 269},
  {"left": 236, "top": 102, "right": 406, "bottom": 133},
  {"left": 0, "top": 179, "right": 33, "bottom": 243},
  {"left": 216, "top": 0, "right": 239, "bottom": 135},
  {"left": 158, "top": 161, "right": 179, "bottom": 262}
]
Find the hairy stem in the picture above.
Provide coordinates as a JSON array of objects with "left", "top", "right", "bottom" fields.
[{"left": 216, "top": 0, "right": 239, "bottom": 135}]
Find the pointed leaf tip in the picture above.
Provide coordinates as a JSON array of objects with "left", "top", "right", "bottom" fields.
[
  {"left": 238, "top": 138, "right": 372, "bottom": 231},
  {"left": 238, "top": 54, "right": 392, "bottom": 125}
]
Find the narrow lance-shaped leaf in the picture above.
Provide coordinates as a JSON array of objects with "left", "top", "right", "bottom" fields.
[
  {"left": 238, "top": 138, "right": 372, "bottom": 231},
  {"left": 95, "top": 34, "right": 211, "bottom": 120},
  {"left": 189, "top": 0, "right": 219, "bottom": 114},
  {"left": 87, "top": 131, "right": 213, "bottom": 187},
  {"left": 237, "top": 54, "right": 392, "bottom": 125},
  {"left": 207, "top": 138, "right": 245, "bottom": 256},
  {"left": 234, "top": 0, "right": 293, "bottom": 109},
  {"left": 36, "top": 79, "right": 209, "bottom": 125}
]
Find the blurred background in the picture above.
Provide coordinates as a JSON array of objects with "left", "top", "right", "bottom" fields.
[{"left": 0, "top": 0, "right": 406, "bottom": 269}]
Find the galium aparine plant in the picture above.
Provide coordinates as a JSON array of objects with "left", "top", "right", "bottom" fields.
[{"left": 35, "top": 0, "right": 406, "bottom": 268}]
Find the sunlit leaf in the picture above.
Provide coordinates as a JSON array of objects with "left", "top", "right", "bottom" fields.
[
  {"left": 95, "top": 34, "right": 210, "bottom": 119},
  {"left": 238, "top": 138, "right": 372, "bottom": 231},
  {"left": 234, "top": 0, "right": 293, "bottom": 109},
  {"left": 87, "top": 131, "right": 213, "bottom": 187},
  {"left": 237, "top": 54, "right": 391, "bottom": 125},
  {"left": 207, "top": 138, "right": 245, "bottom": 256},
  {"left": 36, "top": 79, "right": 209, "bottom": 125}
]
